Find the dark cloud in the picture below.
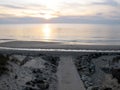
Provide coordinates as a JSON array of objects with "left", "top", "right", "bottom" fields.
[
  {"left": 0, "top": 16, "right": 119, "bottom": 24},
  {"left": 0, "top": 4, "right": 47, "bottom": 10},
  {"left": 0, "top": 4, "right": 25, "bottom": 9},
  {"left": 93, "top": 0, "right": 119, "bottom": 6},
  {"left": 0, "top": 17, "right": 45, "bottom": 24},
  {"left": 50, "top": 16, "right": 120, "bottom": 24},
  {"left": 0, "top": 14, "right": 15, "bottom": 17},
  {"left": 0, "top": 0, "right": 119, "bottom": 24},
  {"left": 61, "top": 0, "right": 119, "bottom": 8},
  {"left": 96, "top": 13, "right": 103, "bottom": 16}
]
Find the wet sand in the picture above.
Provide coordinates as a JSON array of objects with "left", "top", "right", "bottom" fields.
[{"left": 0, "top": 41, "right": 120, "bottom": 50}]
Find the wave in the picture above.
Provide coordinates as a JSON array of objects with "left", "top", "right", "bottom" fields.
[{"left": 0, "top": 47, "right": 120, "bottom": 53}]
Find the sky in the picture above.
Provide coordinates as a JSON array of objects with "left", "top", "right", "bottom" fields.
[{"left": 0, "top": 0, "right": 120, "bottom": 24}]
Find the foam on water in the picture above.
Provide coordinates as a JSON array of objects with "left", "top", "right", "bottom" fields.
[{"left": 0, "top": 46, "right": 120, "bottom": 53}]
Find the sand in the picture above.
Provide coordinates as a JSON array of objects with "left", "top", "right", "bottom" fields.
[
  {"left": 57, "top": 56, "right": 85, "bottom": 90},
  {"left": 0, "top": 41, "right": 120, "bottom": 50},
  {"left": 0, "top": 41, "right": 120, "bottom": 90},
  {"left": 0, "top": 41, "right": 87, "bottom": 90}
]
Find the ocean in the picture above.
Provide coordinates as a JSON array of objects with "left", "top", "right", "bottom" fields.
[{"left": 0, "top": 23, "right": 120, "bottom": 45}]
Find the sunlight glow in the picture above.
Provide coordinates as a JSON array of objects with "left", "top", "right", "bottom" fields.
[
  {"left": 41, "top": 0, "right": 59, "bottom": 8},
  {"left": 43, "top": 14, "right": 53, "bottom": 20},
  {"left": 42, "top": 24, "right": 51, "bottom": 40},
  {"left": 0, "top": 0, "right": 119, "bottom": 21}
]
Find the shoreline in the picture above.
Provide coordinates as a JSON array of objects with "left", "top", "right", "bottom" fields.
[{"left": 0, "top": 41, "right": 120, "bottom": 53}]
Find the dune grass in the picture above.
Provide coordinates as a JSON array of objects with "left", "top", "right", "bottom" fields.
[{"left": 0, "top": 54, "right": 9, "bottom": 76}]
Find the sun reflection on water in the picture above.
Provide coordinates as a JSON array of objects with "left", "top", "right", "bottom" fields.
[{"left": 42, "top": 24, "right": 52, "bottom": 41}]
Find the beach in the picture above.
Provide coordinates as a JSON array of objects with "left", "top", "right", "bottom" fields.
[
  {"left": 0, "top": 41, "right": 120, "bottom": 50},
  {"left": 0, "top": 0, "right": 120, "bottom": 89},
  {"left": 0, "top": 41, "right": 120, "bottom": 90}
]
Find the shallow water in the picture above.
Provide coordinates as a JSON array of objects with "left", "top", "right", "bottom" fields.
[{"left": 0, "top": 24, "right": 120, "bottom": 45}]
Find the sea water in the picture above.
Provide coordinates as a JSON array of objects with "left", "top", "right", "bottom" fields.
[{"left": 0, "top": 23, "right": 120, "bottom": 45}]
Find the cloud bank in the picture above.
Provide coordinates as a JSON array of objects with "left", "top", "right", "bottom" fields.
[{"left": 0, "top": 0, "right": 119, "bottom": 24}]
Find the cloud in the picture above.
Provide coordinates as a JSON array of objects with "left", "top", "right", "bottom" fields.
[
  {"left": 0, "top": 4, "right": 25, "bottom": 9},
  {"left": 0, "top": 14, "right": 15, "bottom": 18},
  {"left": 0, "top": 4, "right": 56, "bottom": 18},
  {"left": 0, "top": 0, "right": 119, "bottom": 24},
  {"left": 0, "top": 3, "right": 47, "bottom": 10},
  {"left": 58, "top": 1, "right": 120, "bottom": 18},
  {"left": 93, "top": 0, "right": 119, "bottom": 6},
  {"left": 0, "top": 17, "right": 45, "bottom": 24},
  {"left": 0, "top": 15, "right": 119, "bottom": 24},
  {"left": 114, "top": 0, "right": 120, "bottom": 4}
]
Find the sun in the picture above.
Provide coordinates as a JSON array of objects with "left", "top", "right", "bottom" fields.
[
  {"left": 43, "top": 14, "right": 53, "bottom": 20},
  {"left": 42, "top": 14, "right": 58, "bottom": 20}
]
